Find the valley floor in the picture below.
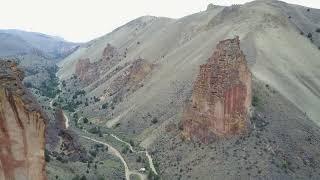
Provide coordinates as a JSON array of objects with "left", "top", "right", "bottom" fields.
[{"left": 44, "top": 80, "right": 159, "bottom": 180}]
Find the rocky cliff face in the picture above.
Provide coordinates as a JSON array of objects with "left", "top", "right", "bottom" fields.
[
  {"left": 182, "top": 37, "right": 252, "bottom": 143},
  {"left": 103, "top": 58, "right": 154, "bottom": 97},
  {"left": 75, "top": 43, "right": 121, "bottom": 86},
  {"left": 0, "top": 61, "right": 47, "bottom": 180}
]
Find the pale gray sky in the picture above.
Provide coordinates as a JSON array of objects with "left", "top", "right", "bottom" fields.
[{"left": 0, "top": 0, "right": 319, "bottom": 42}]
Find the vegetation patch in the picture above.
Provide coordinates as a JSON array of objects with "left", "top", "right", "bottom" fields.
[{"left": 252, "top": 95, "right": 260, "bottom": 107}]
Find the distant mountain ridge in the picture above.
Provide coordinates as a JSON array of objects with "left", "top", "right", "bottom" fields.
[
  {"left": 0, "top": 29, "right": 81, "bottom": 97},
  {"left": 0, "top": 29, "right": 80, "bottom": 60}
]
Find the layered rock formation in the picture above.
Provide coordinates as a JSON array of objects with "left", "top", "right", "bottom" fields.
[
  {"left": 0, "top": 61, "right": 47, "bottom": 180},
  {"left": 75, "top": 43, "right": 121, "bottom": 86},
  {"left": 104, "top": 58, "right": 154, "bottom": 97},
  {"left": 75, "top": 58, "right": 92, "bottom": 83},
  {"left": 182, "top": 37, "right": 251, "bottom": 143}
]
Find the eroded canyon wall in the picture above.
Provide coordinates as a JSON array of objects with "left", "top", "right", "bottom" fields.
[
  {"left": 75, "top": 43, "right": 122, "bottom": 86},
  {"left": 182, "top": 37, "right": 252, "bottom": 143},
  {"left": 0, "top": 61, "right": 47, "bottom": 180}
]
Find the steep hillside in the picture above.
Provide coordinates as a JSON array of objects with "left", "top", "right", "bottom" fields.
[
  {"left": 56, "top": 0, "right": 320, "bottom": 179},
  {"left": 58, "top": 0, "right": 320, "bottom": 133}
]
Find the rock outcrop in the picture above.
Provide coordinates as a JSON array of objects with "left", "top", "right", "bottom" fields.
[
  {"left": 75, "top": 58, "right": 92, "bottom": 83},
  {"left": 75, "top": 43, "right": 121, "bottom": 86},
  {"left": 207, "top": 3, "right": 215, "bottom": 10},
  {"left": 54, "top": 109, "right": 89, "bottom": 162},
  {"left": 0, "top": 61, "right": 47, "bottom": 180},
  {"left": 104, "top": 58, "right": 153, "bottom": 97},
  {"left": 182, "top": 37, "right": 251, "bottom": 143},
  {"left": 46, "top": 108, "right": 89, "bottom": 163}
]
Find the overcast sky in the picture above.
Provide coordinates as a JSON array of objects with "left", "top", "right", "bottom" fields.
[{"left": 0, "top": 0, "right": 319, "bottom": 42}]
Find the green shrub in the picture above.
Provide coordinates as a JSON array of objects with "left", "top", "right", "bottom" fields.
[
  {"left": 99, "top": 132, "right": 103, "bottom": 137},
  {"left": 98, "top": 175, "right": 105, "bottom": 180},
  {"left": 122, "top": 146, "right": 130, "bottom": 154},
  {"left": 136, "top": 156, "right": 142, "bottom": 162},
  {"left": 152, "top": 117, "right": 158, "bottom": 124},
  {"left": 94, "top": 96, "right": 100, "bottom": 102},
  {"left": 148, "top": 170, "right": 160, "bottom": 180},
  {"left": 24, "top": 82, "right": 33, "bottom": 88},
  {"left": 102, "top": 102, "right": 108, "bottom": 109},
  {"left": 44, "top": 149, "right": 50, "bottom": 162},
  {"left": 63, "top": 101, "right": 77, "bottom": 112},
  {"left": 97, "top": 176, "right": 104, "bottom": 180},
  {"left": 72, "top": 175, "right": 80, "bottom": 180},
  {"left": 252, "top": 95, "right": 260, "bottom": 107},
  {"left": 129, "top": 140, "right": 134, "bottom": 146},
  {"left": 89, "top": 150, "right": 97, "bottom": 157},
  {"left": 88, "top": 127, "right": 100, "bottom": 134},
  {"left": 80, "top": 175, "right": 87, "bottom": 180},
  {"left": 39, "top": 78, "right": 60, "bottom": 98}
]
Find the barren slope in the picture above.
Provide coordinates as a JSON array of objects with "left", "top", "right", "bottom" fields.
[
  {"left": 59, "top": 0, "right": 320, "bottom": 131},
  {"left": 57, "top": 1, "right": 320, "bottom": 178}
]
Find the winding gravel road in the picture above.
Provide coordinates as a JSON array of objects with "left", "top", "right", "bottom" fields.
[
  {"left": 111, "top": 134, "right": 158, "bottom": 175},
  {"left": 52, "top": 81, "right": 156, "bottom": 180},
  {"left": 62, "top": 111, "right": 148, "bottom": 180},
  {"left": 81, "top": 136, "right": 146, "bottom": 180}
]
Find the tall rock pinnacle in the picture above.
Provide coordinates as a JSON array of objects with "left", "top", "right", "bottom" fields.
[{"left": 182, "top": 37, "right": 252, "bottom": 143}]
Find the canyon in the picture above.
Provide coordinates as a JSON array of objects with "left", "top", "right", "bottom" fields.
[
  {"left": 0, "top": 61, "right": 47, "bottom": 180},
  {"left": 1, "top": 0, "right": 320, "bottom": 179}
]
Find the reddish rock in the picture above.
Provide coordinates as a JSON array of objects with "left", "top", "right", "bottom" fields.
[
  {"left": 74, "top": 43, "right": 121, "bottom": 86},
  {"left": 0, "top": 61, "right": 47, "bottom": 180},
  {"left": 75, "top": 58, "right": 94, "bottom": 83},
  {"left": 104, "top": 58, "right": 154, "bottom": 97},
  {"left": 102, "top": 43, "right": 117, "bottom": 58},
  {"left": 182, "top": 37, "right": 252, "bottom": 143}
]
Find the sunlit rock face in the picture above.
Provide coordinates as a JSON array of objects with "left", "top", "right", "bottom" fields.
[
  {"left": 0, "top": 61, "right": 47, "bottom": 180},
  {"left": 182, "top": 37, "right": 252, "bottom": 143}
]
